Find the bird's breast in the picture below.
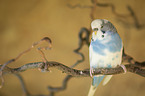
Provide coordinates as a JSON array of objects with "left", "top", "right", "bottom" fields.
[{"left": 89, "top": 42, "right": 123, "bottom": 68}]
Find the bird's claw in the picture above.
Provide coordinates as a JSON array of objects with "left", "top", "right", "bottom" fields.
[
  {"left": 90, "top": 68, "right": 94, "bottom": 78},
  {"left": 120, "top": 64, "right": 127, "bottom": 74}
]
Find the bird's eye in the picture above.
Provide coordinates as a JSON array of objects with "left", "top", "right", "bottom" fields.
[
  {"left": 101, "top": 26, "right": 103, "bottom": 28},
  {"left": 93, "top": 28, "right": 98, "bottom": 31}
]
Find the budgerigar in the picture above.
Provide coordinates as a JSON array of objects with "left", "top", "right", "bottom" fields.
[{"left": 88, "top": 19, "right": 126, "bottom": 96}]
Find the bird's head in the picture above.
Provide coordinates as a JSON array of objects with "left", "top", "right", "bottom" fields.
[{"left": 91, "top": 19, "right": 117, "bottom": 41}]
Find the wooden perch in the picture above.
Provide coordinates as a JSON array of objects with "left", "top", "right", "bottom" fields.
[{"left": 1, "top": 60, "right": 145, "bottom": 77}]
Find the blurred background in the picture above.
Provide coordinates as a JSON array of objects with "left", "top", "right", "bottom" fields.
[{"left": 0, "top": 0, "right": 145, "bottom": 96}]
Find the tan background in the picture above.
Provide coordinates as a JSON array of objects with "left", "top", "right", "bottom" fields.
[{"left": 0, "top": 0, "right": 145, "bottom": 96}]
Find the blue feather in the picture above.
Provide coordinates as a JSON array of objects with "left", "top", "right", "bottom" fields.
[
  {"left": 92, "top": 76, "right": 104, "bottom": 87},
  {"left": 91, "top": 32, "right": 122, "bottom": 56}
]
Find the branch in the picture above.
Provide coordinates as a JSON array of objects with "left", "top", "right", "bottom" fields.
[{"left": 1, "top": 60, "right": 145, "bottom": 77}]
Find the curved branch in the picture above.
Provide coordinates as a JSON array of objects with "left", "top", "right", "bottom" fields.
[{"left": 1, "top": 60, "right": 145, "bottom": 77}]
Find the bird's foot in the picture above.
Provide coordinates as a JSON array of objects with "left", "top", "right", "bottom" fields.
[
  {"left": 120, "top": 64, "right": 127, "bottom": 74},
  {"left": 90, "top": 68, "right": 94, "bottom": 78}
]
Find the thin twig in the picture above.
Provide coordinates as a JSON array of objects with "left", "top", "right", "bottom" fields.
[
  {"left": 48, "top": 75, "right": 72, "bottom": 92},
  {"left": 48, "top": 28, "right": 91, "bottom": 95},
  {"left": 92, "top": 0, "right": 130, "bottom": 18},
  {"left": 93, "top": 0, "right": 144, "bottom": 29},
  {"left": 0, "top": 37, "right": 52, "bottom": 88},
  {"left": 15, "top": 74, "right": 50, "bottom": 96},
  {"left": 68, "top": 0, "right": 144, "bottom": 29},
  {"left": 14, "top": 74, "right": 30, "bottom": 96}
]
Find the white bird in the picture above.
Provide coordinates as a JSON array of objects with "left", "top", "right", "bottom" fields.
[{"left": 88, "top": 19, "right": 126, "bottom": 96}]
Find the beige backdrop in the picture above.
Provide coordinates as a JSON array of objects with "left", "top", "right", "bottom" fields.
[{"left": 0, "top": 0, "right": 145, "bottom": 96}]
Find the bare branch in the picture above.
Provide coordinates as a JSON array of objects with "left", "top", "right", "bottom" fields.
[
  {"left": 1, "top": 60, "right": 145, "bottom": 77},
  {"left": 0, "top": 37, "right": 52, "bottom": 88}
]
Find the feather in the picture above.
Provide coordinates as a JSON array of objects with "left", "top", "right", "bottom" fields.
[
  {"left": 102, "top": 75, "right": 113, "bottom": 86},
  {"left": 88, "top": 76, "right": 104, "bottom": 96}
]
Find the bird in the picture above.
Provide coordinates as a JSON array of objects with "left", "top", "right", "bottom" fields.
[{"left": 88, "top": 19, "right": 126, "bottom": 96}]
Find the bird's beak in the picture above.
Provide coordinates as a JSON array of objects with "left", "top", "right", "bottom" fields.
[{"left": 94, "top": 31, "right": 97, "bottom": 35}]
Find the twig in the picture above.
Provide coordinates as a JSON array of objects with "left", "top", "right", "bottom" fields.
[
  {"left": 68, "top": 0, "right": 144, "bottom": 29},
  {"left": 127, "top": 6, "right": 144, "bottom": 29},
  {"left": 0, "top": 37, "right": 52, "bottom": 88},
  {"left": 48, "top": 75, "right": 72, "bottom": 92},
  {"left": 48, "top": 28, "right": 91, "bottom": 95},
  {"left": 92, "top": 0, "right": 130, "bottom": 18},
  {"left": 15, "top": 74, "right": 50, "bottom": 96},
  {"left": 73, "top": 27, "right": 90, "bottom": 67},
  {"left": 93, "top": 0, "right": 144, "bottom": 29},
  {"left": 14, "top": 74, "right": 30, "bottom": 96},
  {"left": 0, "top": 37, "right": 51, "bottom": 72}
]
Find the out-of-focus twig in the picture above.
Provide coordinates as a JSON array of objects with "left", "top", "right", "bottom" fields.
[
  {"left": 48, "top": 75, "right": 72, "bottom": 93},
  {"left": 68, "top": 0, "right": 144, "bottom": 29},
  {"left": 15, "top": 74, "right": 51, "bottom": 96},
  {"left": 48, "top": 27, "right": 91, "bottom": 96},
  {"left": 14, "top": 74, "right": 30, "bottom": 96},
  {"left": 73, "top": 27, "right": 90, "bottom": 67},
  {"left": 93, "top": 0, "right": 144, "bottom": 29}
]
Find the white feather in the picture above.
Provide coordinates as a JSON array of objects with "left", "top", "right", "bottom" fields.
[
  {"left": 88, "top": 85, "right": 97, "bottom": 96},
  {"left": 103, "top": 75, "right": 113, "bottom": 86}
]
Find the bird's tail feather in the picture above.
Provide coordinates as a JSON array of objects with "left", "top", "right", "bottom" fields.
[
  {"left": 88, "top": 85, "right": 97, "bottom": 96},
  {"left": 88, "top": 75, "right": 104, "bottom": 96},
  {"left": 102, "top": 75, "right": 113, "bottom": 86}
]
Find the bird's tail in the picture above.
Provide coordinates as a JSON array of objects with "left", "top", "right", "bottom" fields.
[
  {"left": 102, "top": 75, "right": 113, "bottom": 86},
  {"left": 88, "top": 75, "right": 104, "bottom": 96},
  {"left": 88, "top": 85, "right": 97, "bottom": 96}
]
